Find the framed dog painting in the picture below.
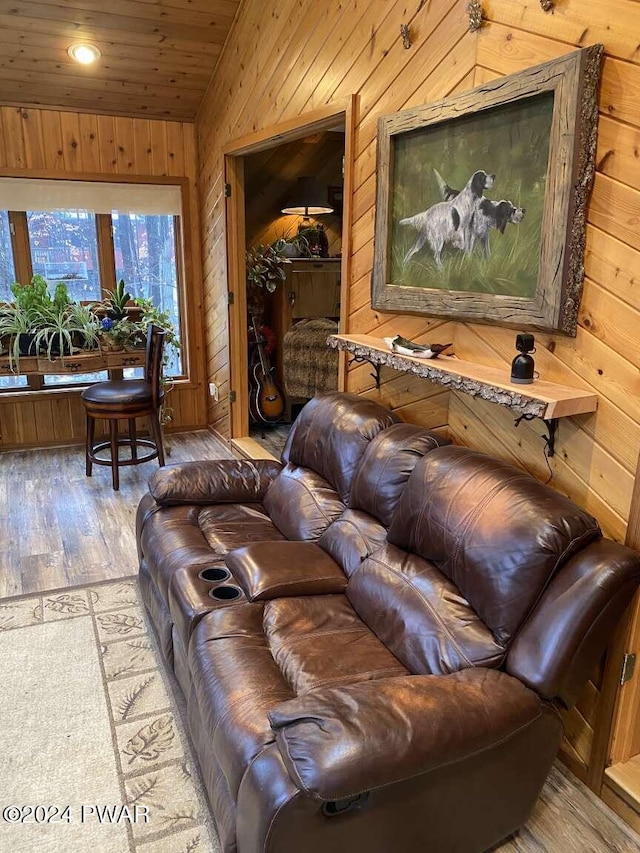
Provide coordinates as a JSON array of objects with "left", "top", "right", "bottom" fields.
[{"left": 371, "top": 45, "right": 603, "bottom": 335}]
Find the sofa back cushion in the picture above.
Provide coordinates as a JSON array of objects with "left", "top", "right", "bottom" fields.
[
  {"left": 319, "top": 509, "right": 388, "bottom": 578},
  {"left": 349, "top": 423, "right": 447, "bottom": 526},
  {"left": 346, "top": 543, "right": 505, "bottom": 674},
  {"left": 387, "top": 446, "right": 601, "bottom": 646},
  {"left": 263, "top": 464, "right": 346, "bottom": 541},
  {"left": 264, "top": 392, "right": 401, "bottom": 541},
  {"left": 280, "top": 392, "right": 399, "bottom": 503}
]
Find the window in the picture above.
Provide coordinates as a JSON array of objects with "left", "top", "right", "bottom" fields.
[
  {"left": 0, "top": 178, "right": 185, "bottom": 393},
  {"left": 0, "top": 210, "right": 16, "bottom": 302},
  {"left": 112, "top": 213, "right": 182, "bottom": 376},
  {"left": 27, "top": 209, "right": 101, "bottom": 302}
]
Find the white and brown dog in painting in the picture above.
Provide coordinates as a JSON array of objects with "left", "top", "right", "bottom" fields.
[
  {"left": 399, "top": 201, "right": 463, "bottom": 269},
  {"left": 400, "top": 168, "right": 526, "bottom": 267},
  {"left": 399, "top": 169, "right": 495, "bottom": 268},
  {"left": 471, "top": 198, "right": 526, "bottom": 257}
]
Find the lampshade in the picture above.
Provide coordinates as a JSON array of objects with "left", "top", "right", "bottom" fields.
[{"left": 281, "top": 176, "right": 333, "bottom": 215}]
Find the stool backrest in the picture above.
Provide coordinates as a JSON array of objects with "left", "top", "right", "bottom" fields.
[{"left": 145, "top": 324, "right": 166, "bottom": 409}]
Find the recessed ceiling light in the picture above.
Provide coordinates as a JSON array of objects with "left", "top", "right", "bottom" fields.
[{"left": 67, "top": 43, "right": 101, "bottom": 65}]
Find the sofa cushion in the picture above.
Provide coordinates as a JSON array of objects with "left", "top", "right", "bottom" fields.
[
  {"left": 198, "top": 503, "right": 285, "bottom": 553},
  {"left": 318, "top": 509, "right": 388, "bottom": 578},
  {"left": 262, "top": 594, "right": 408, "bottom": 694},
  {"left": 349, "top": 423, "right": 447, "bottom": 526},
  {"left": 388, "top": 446, "right": 601, "bottom": 646},
  {"left": 347, "top": 543, "right": 505, "bottom": 675},
  {"left": 268, "top": 669, "right": 547, "bottom": 803},
  {"left": 189, "top": 604, "right": 295, "bottom": 798},
  {"left": 262, "top": 464, "right": 345, "bottom": 540},
  {"left": 189, "top": 595, "right": 408, "bottom": 802},
  {"left": 280, "top": 391, "right": 400, "bottom": 503}
]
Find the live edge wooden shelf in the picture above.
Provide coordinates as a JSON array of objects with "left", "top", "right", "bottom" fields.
[{"left": 328, "top": 334, "right": 598, "bottom": 456}]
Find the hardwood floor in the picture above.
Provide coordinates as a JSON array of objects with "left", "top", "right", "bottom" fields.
[
  {"left": 249, "top": 423, "right": 291, "bottom": 458},
  {"left": 1, "top": 430, "right": 640, "bottom": 851},
  {"left": 0, "top": 430, "right": 232, "bottom": 597}
]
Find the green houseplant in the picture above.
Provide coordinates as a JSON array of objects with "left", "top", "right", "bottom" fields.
[
  {"left": 0, "top": 303, "right": 33, "bottom": 367},
  {"left": 246, "top": 243, "right": 291, "bottom": 317},
  {"left": 104, "top": 278, "right": 133, "bottom": 320},
  {"left": 1, "top": 276, "right": 99, "bottom": 368},
  {"left": 272, "top": 232, "right": 311, "bottom": 259},
  {"left": 246, "top": 243, "right": 291, "bottom": 293},
  {"left": 33, "top": 302, "right": 101, "bottom": 361}
]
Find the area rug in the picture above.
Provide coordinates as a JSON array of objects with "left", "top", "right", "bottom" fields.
[{"left": 0, "top": 578, "right": 220, "bottom": 853}]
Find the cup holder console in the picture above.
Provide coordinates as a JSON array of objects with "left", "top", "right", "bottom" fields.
[
  {"left": 198, "top": 567, "right": 231, "bottom": 583},
  {"left": 209, "top": 585, "right": 243, "bottom": 601}
]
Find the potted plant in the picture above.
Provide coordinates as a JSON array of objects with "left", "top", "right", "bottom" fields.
[
  {"left": 97, "top": 316, "right": 144, "bottom": 351},
  {"left": 0, "top": 303, "right": 34, "bottom": 369},
  {"left": 246, "top": 243, "right": 291, "bottom": 316},
  {"left": 272, "top": 232, "right": 311, "bottom": 259},
  {"left": 34, "top": 303, "right": 101, "bottom": 360},
  {"left": 133, "top": 298, "right": 180, "bottom": 360},
  {"left": 95, "top": 279, "right": 142, "bottom": 322}
]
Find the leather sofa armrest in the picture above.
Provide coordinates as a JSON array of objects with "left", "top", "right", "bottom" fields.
[
  {"left": 226, "top": 541, "right": 347, "bottom": 601},
  {"left": 148, "top": 459, "right": 282, "bottom": 506},
  {"left": 507, "top": 538, "right": 640, "bottom": 707},
  {"left": 268, "top": 668, "right": 544, "bottom": 801}
]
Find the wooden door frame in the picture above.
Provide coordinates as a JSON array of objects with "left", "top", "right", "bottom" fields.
[
  {"left": 585, "top": 448, "right": 640, "bottom": 794},
  {"left": 223, "top": 96, "right": 357, "bottom": 442}
]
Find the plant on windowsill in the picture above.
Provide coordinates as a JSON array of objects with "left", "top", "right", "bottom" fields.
[
  {"left": 97, "top": 316, "right": 145, "bottom": 352},
  {"left": 94, "top": 279, "right": 143, "bottom": 323},
  {"left": 0, "top": 276, "right": 102, "bottom": 370},
  {"left": 0, "top": 303, "right": 33, "bottom": 368},
  {"left": 34, "top": 303, "right": 101, "bottom": 360}
]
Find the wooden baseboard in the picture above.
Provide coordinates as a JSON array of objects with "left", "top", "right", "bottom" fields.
[
  {"left": 605, "top": 756, "right": 640, "bottom": 815},
  {"left": 601, "top": 780, "right": 640, "bottom": 835},
  {"left": 558, "top": 739, "right": 589, "bottom": 784},
  {"left": 230, "top": 435, "right": 278, "bottom": 461}
]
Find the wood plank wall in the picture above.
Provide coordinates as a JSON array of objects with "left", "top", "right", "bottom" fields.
[
  {"left": 197, "top": 0, "right": 639, "bottom": 542},
  {"left": 196, "top": 0, "right": 640, "bottom": 785},
  {"left": 0, "top": 106, "right": 207, "bottom": 448},
  {"left": 452, "top": 0, "right": 640, "bottom": 550},
  {"left": 464, "top": 0, "right": 640, "bottom": 782},
  {"left": 196, "top": 0, "right": 477, "bottom": 437}
]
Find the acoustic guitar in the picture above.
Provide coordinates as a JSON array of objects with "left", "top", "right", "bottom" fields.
[{"left": 248, "top": 313, "right": 285, "bottom": 424}]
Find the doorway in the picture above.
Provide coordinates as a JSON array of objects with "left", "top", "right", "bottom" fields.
[{"left": 223, "top": 98, "right": 356, "bottom": 458}]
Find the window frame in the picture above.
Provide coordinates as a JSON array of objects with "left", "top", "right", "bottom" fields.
[{"left": 0, "top": 175, "right": 191, "bottom": 396}]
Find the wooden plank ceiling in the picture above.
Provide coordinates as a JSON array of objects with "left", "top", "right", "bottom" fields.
[{"left": 0, "top": 0, "right": 241, "bottom": 120}]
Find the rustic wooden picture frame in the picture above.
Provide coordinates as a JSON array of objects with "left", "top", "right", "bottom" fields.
[{"left": 371, "top": 45, "right": 603, "bottom": 336}]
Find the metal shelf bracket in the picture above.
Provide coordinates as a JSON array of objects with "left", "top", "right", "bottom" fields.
[
  {"left": 348, "top": 354, "right": 381, "bottom": 389},
  {"left": 514, "top": 414, "right": 559, "bottom": 458}
]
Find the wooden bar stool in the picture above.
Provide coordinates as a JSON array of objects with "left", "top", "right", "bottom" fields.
[{"left": 81, "top": 325, "right": 166, "bottom": 490}]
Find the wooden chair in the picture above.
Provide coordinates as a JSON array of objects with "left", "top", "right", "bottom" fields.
[{"left": 81, "top": 324, "right": 166, "bottom": 490}]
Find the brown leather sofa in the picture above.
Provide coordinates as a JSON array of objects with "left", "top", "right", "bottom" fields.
[{"left": 136, "top": 392, "right": 640, "bottom": 853}]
